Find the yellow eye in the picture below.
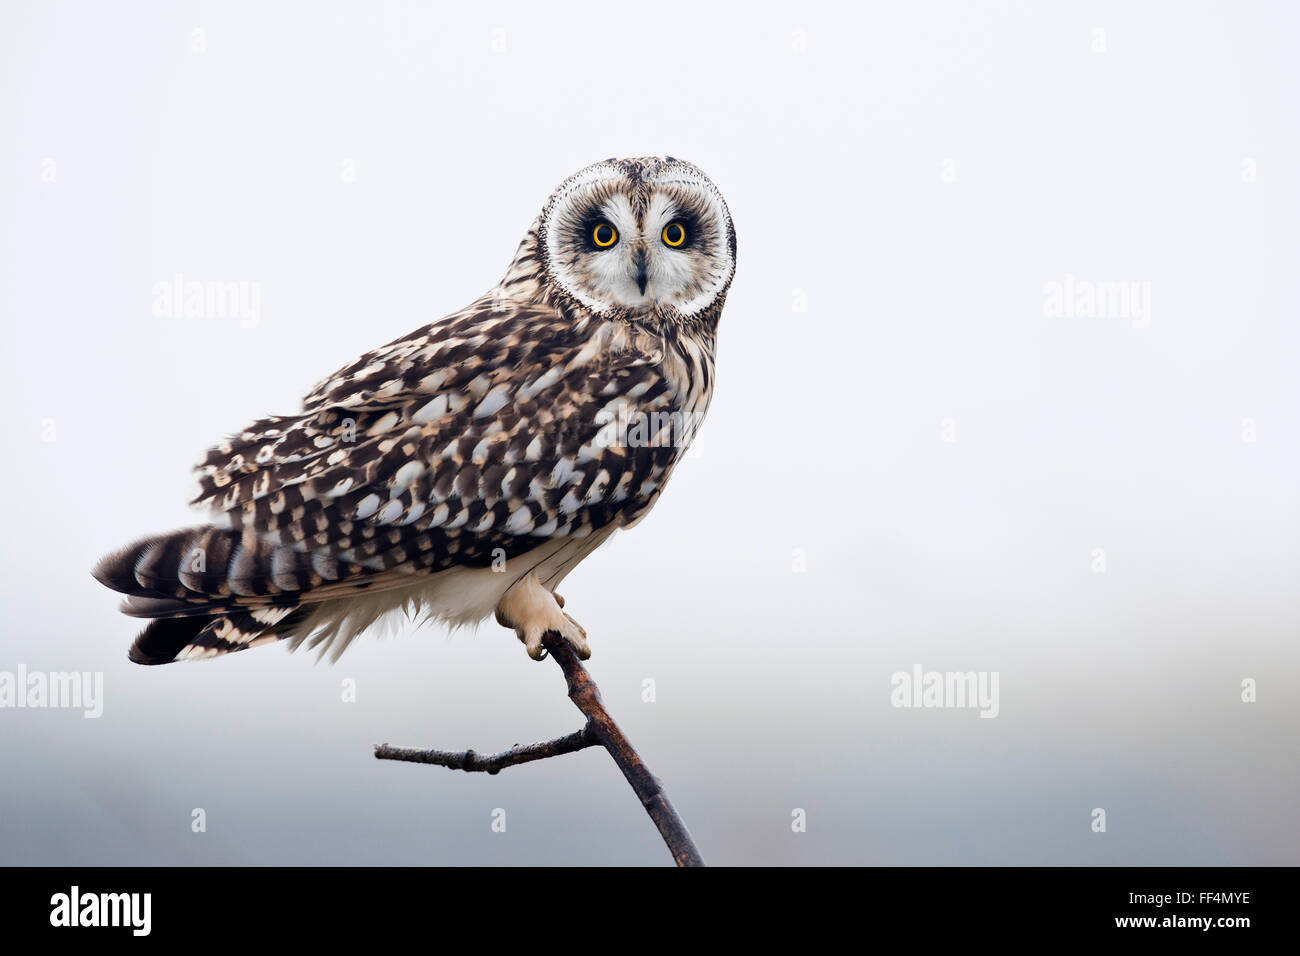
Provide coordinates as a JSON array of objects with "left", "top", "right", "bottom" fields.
[
  {"left": 662, "top": 222, "right": 687, "bottom": 247},
  {"left": 592, "top": 222, "right": 618, "bottom": 247}
]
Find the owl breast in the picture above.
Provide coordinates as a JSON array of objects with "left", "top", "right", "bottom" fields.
[{"left": 602, "top": 321, "right": 715, "bottom": 529}]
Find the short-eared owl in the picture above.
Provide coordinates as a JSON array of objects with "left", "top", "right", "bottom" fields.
[{"left": 94, "top": 157, "right": 736, "bottom": 665}]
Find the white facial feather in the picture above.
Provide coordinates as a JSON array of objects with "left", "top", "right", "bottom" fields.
[{"left": 539, "top": 157, "right": 736, "bottom": 318}]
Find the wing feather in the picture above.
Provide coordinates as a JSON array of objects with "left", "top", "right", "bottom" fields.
[{"left": 187, "top": 295, "right": 691, "bottom": 594}]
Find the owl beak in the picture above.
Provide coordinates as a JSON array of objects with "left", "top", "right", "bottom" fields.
[{"left": 633, "top": 248, "right": 649, "bottom": 296}]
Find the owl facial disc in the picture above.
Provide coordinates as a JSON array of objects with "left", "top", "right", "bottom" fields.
[{"left": 537, "top": 157, "right": 736, "bottom": 319}]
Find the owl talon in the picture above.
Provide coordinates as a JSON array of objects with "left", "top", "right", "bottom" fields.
[
  {"left": 558, "top": 614, "right": 591, "bottom": 659},
  {"left": 497, "top": 573, "right": 591, "bottom": 661}
]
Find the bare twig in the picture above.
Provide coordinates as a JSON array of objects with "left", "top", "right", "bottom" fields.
[
  {"left": 539, "top": 635, "right": 705, "bottom": 867},
  {"left": 374, "top": 632, "right": 706, "bottom": 867},
  {"left": 374, "top": 726, "right": 597, "bottom": 774}
]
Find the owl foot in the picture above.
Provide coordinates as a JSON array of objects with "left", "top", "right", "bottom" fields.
[{"left": 495, "top": 572, "right": 591, "bottom": 661}]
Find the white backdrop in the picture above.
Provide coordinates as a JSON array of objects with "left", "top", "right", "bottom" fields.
[{"left": 1, "top": 0, "right": 1297, "bottom": 865}]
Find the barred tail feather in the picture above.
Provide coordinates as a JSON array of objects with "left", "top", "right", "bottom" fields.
[
  {"left": 128, "top": 607, "right": 310, "bottom": 665},
  {"left": 91, "top": 525, "right": 367, "bottom": 604},
  {"left": 93, "top": 526, "right": 319, "bottom": 665},
  {"left": 94, "top": 524, "right": 550, "bottom": 666}
]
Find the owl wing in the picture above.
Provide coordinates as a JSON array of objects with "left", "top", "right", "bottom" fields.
[{"left": 177, "top": 296, "right": 689, "bottom": 602}]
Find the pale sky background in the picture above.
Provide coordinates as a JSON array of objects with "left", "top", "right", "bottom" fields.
[{"left": 1, "top": 0, "right": 1297, "bottom": 865}]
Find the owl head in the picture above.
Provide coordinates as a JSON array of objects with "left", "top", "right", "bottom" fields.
[{"left": 536, "top": 157, "right": 736, "bottom": 322}]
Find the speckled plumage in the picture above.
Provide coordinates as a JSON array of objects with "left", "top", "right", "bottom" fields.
[{"left": 94, "top": 156, "right": 736, "bottom": 664}]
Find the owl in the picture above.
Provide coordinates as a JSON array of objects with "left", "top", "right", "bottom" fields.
[{"left": 94, "top": 157, "right": 736, "bottom": 665}]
